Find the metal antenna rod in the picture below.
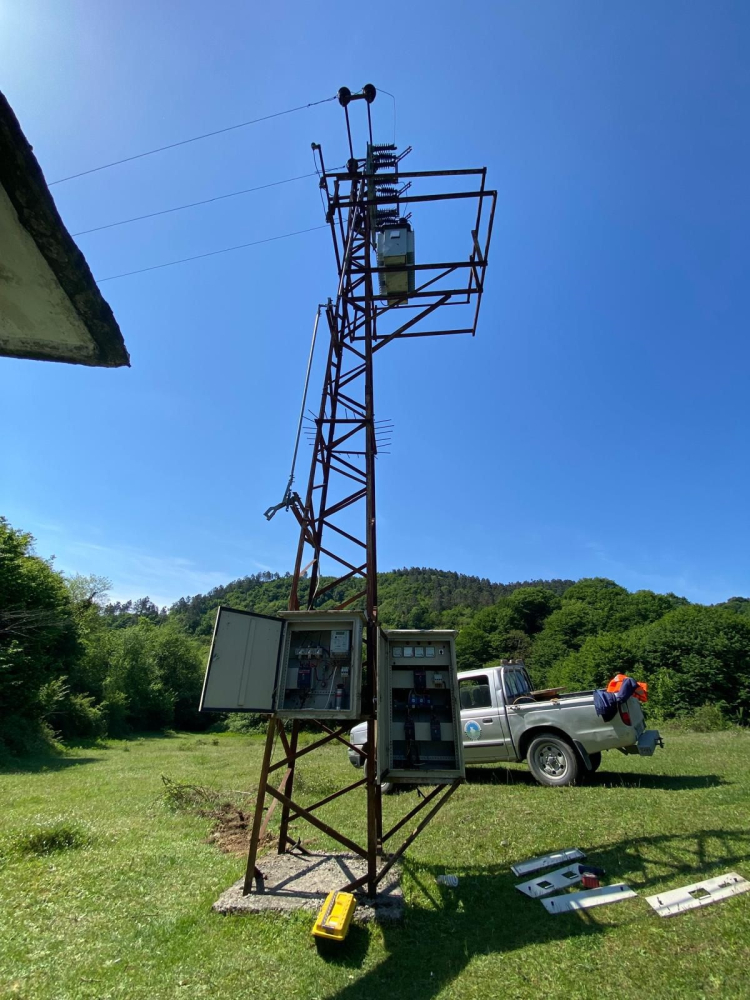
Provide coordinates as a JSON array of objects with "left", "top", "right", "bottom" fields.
[{"left": 263, "top": 304, "right": 323, "bottom": 520}]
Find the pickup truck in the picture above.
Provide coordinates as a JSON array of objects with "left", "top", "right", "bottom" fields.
[{"left": 348, "top": 661, "right": 663, "bottom": 788}]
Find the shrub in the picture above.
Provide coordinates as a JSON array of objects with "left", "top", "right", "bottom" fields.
[
  {"left": 225, "top": 713, "right": 266, "bottom": 734},
  {"left": 671, "top": 703, "right": 732, "bottom": 733},
  {"left": 100, "top": 691, "right": 130, "bottom": 738},
  {"left": 0, "top": 715, "right": 60, "bottom": 757},
  {"left": 13, "top": 819, "right": 92, "bottom": 856},
  {"left": 54, "top": 693, "right": 107, "bottom": 739}
]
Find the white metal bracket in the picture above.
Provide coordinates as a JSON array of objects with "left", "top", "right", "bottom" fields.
[
  {"left": 516, "top": 865, "right": 583, "bottom": 898},
  {"left": 542, "top": 883, "right": 637, "bottom": 913},
  {"left": 645, "top": 872, "right": 750, "bottom": 918},
  {"left": 510, "top": 848, "right": 585, "bottom": 878}
]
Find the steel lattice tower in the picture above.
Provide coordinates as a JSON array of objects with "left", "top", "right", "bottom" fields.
[{"left": 244, "top": 85, "right": 496, "bottom": 899}]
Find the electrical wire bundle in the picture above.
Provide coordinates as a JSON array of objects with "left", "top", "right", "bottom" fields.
[
  {"left": 291, "top": 632, "right": 343, "bottom": 711},
  {"left": 49, "top": 88, "right": 395, "bottom": 283}
]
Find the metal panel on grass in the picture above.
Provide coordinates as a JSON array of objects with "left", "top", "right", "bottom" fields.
[
  {"left": 542, "top": 884, "right": 637, "bottom": 914},
  {"left": 645, "top": 872, "right": 750, "bottom": 918},
  {"left": 510, "top": 849, "right": 586, "bottom": 878},
  {"left": 515, "top": 865, "right": 583, "bottom": 898}
]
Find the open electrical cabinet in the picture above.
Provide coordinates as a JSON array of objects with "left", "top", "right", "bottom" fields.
[
  {"left": 199, "top": 608, "right": 365, "bottom": 720},
  {"left": 377, "top": 628, "right": 465, "bottom": 785}
]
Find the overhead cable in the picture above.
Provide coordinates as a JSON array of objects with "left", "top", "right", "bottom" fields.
[
  {"left": 72, "top": 171, "right": 319, "bottom": 236},
  {"left": 96, "top": 225, "right": 327, "bottom": 283},
  {"left": 50, "top": 94, "right": 337, "bottom": 185},
  {"left": 379, "top": 88, "right": 397, "bottom": 145}
]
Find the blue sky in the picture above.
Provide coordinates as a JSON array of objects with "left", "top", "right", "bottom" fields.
[{"left": 2, "top": 1, "right": 749, "bottom": 607}]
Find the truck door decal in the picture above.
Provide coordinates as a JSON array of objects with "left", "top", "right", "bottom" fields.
[{"left": 464, "top": 720, "right": 482, "bottom": 740}]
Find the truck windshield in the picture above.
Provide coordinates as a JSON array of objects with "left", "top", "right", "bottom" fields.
[{"left": 504, "top": 669, "right": 532, "bottom": 702}]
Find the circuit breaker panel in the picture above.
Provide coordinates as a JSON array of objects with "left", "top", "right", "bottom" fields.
[
  {"left": 377, "top": 629, "right": 465, "bottom": 785},
  {"left": 199, "top": 607, "right": 364, "bottom": 720},
  {"left": 275, "top": 611, "right": 364, "bottom": 719}
]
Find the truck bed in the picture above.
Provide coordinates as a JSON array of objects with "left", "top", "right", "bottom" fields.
[{"left": 510, "top": 689, "right": 645, "bottom": 755}]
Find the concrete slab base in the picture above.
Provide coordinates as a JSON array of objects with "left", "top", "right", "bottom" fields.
[{"left": 213, "top": 851, "right": 403, "bottom": 922}]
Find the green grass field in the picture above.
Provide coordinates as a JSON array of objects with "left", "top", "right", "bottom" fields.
[{"left": 2, "top": 728, "right": 749, "bottom": 1000}]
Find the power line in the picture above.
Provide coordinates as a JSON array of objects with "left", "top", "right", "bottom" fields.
[
  {"left": 95, "top": 224, "right": 328, "bottom": 283},
  {"left": 72, "top": 171, "right": 319, "bottom": 236},
  {"left": 379, "top": 88, "right": 397, "bottom": 145},
  {"left": 50, "top": 95, "right": 337, "bottom": 185}
]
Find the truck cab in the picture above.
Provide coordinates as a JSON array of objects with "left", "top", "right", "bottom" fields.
[{"left": 458, "top": 668, "right": 522, "bottom": 761}]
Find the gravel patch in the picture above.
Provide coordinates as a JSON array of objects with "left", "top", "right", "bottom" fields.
[{"left": 213, "top": 851, "right": 404, "bottom": 922}]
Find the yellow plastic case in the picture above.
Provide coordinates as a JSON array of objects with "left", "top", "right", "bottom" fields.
[{"left": 312, "top": 891, "right": 357, "bottom": 942}]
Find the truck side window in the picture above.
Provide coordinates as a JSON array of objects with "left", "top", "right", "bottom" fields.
[
  {"left": 459, "top": 676, "right": 492, "bottom": 710},
  {"left": 504, "top": 672, "right": 518, "bottom": 701},
  {"left": 504, "top": 670, "right": 532, "bottom": 702}
]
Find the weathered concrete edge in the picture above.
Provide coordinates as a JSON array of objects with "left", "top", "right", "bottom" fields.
[{"left": 0, "top": 90, "right": 130, "bottom": 368}]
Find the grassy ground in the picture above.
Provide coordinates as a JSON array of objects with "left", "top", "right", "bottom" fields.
[{"left": 1, "top": 728, "right": 749, "bottom": 1000}]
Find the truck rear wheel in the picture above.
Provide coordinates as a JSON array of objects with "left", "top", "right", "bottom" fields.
[{"left": 527, "top": 734, "right": 580, "bottom": 787}]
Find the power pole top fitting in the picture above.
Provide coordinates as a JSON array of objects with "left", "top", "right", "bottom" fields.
[{"left": 337, "top": 84, "right": 377, "bottom": 107}]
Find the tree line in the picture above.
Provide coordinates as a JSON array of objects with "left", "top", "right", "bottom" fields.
[
  {"left": 455, "top": 579, "right": 750, "bottom": 721},
  {"left": 1, "top": 515, "right": 748, "bottom": 756}
]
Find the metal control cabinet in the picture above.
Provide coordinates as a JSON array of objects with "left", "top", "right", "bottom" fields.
[
  {"left": 377, "top": 628, "right": 465, "bottom": 785},
  {"left": 376, "top": 225, "right": 415, "bottom": 303},
  {"left": 199, "top": 608, "right": 364, "bottom": 720}
]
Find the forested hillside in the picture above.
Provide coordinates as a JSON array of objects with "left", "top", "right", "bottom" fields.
[
  {"left": 167, "top": 568, "right": 574, "bottom": 636},
  {"left": 1, "top": 515, "right": 749, "bottom": 756}
]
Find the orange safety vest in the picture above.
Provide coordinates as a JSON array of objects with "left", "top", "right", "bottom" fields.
[{"left": 606, "top": 673, "right": 648, "bottom": 703}]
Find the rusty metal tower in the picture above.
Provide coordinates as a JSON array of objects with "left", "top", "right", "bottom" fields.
[{"left": 243, "top": 85, "right": 496, "bottom": 898}]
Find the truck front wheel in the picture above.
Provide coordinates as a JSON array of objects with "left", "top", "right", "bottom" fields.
[{"left": 527, "top": 734, "right": 580, "bottom": 787}]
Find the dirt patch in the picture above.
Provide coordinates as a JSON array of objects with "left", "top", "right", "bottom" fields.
[
  {"left": 205, "top": 802, "right": 276, "bottom": 856},
  {"left": 161, "top": 775, "right": 265, "bottom": 856}
]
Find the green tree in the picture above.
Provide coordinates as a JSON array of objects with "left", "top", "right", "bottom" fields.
[
  {"left": 527, "top": 601, "right": 599, "bottom": 684},
  {"left": 0, "top": 519, "right": 80, "bottom": 752},
  {"left": 101, "top": 620, "right": 174, "bottom": 733},
  {"left": 718, "top": 597, "right": 750, "bottom": 619},
  {"left": 506, "top": 586, "right": 561, "bottom": 634},
  {"left": 150, "top": 623, "right": 206, "bottom": 729},
  {"left": 490, "top": 628, "right": 532, "bottom": 661},
  {"left": 552, "top": 605, "right": 750, "bottom": 721},
  {"left": 550, "top": 632, "right": 638, "bottom": 690}
]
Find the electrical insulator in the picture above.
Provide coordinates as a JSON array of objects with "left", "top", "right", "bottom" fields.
[{"left": 372, "top": 154, "right": 398, "bottom": 169}]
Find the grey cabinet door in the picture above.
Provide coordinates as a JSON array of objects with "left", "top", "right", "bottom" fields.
[{"left": 200, "top": 607, "right": 284, "bottom": 713}]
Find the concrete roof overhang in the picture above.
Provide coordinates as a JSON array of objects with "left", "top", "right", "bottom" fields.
[{"left": 0, "top": 91, "right": 129, "bottom": 367}]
